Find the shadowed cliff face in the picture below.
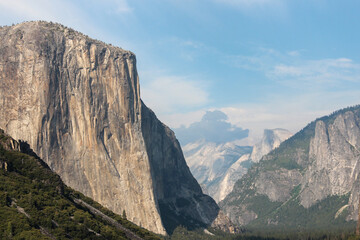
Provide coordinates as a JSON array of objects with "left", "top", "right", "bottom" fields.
[
  {"left": 0, "top": 21, "right": 219, "bottom": 235},
  {"left": 141, "top": 103, "right": 219, "bottom": 233}
]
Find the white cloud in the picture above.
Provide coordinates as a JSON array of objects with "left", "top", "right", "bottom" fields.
[
  {"left": 141, "top": 76, "right": 209, "bottom": 115},
  {"left": 173, "top": 110, "right": 249, "bottom": 145},
  {"left": 181, "top": 40, "right": 204, "bottom": 49},
  {"left": 0, "top": 0, "right": 132, "bottom": 18},
  {"left": 269, "top": 58, "right": 360, "bottom": 87},
  {"left": 272, "top": 64, "right": 304, "bottom": 76},
  {"left": 228, "top": 48, "right": 360, "bottom": 90},
  {"left": 0, "top": 0, "right": 101, "bottom": 37},
  {"left": 159, "top": 110, "right": 206, "bottom": 129},
  {"left": 162, "top": 49, "right": 360, "bottom": 139},
  {"left": 221, "top": 87, "right": 360, "bottom": 139},
  {"left": 164, "top": 86, "right": 360, "bottom": 143},
  {"left": 287, "top": 50, "right": 301, "bottom": 57},
  {"left": 213, "top": 0, "right": 287, "bottom": 15},
  {"left": 159, "top": 37, "right": 205, "bottom": 49},
  {"left": 167, "top": 95, "right": 338, "bottom": 143},
  {"left": 0, "top": 0, "right": 79, "bottom": 22},
  {"left": 220, "top": 105, "right": 321, "bottom": 140},
  {"left": 151, "top": 47, "right": 360, "bottom": 137},
  {"left": 0, "top": 0, "right": 132, "bottom": 38},
  {"left": 109, "top": 0, "right": 132, "bottom": 13},
  {"left": 89, "top": 0, "right": 132, "bottom": 14}
]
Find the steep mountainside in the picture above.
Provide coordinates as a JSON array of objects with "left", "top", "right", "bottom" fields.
[
  {"left": 183, "top": 129, "right": 291, "bottom": 203},
  {"left": 220, "top": 105, "right": 360, "bottom": 232},
  {"left": 0, "top": 21, "right": 220, "bottom": 235},
  {"left": 0, "top": 129, "right": 161, "bottom": 239}
]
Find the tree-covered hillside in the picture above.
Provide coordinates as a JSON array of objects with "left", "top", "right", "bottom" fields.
[{"left": 0, "top": 129, "right": 161, "bottom": 240}]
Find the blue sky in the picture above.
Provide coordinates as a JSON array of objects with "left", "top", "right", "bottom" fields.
[{"left": 1, "top": 0, "right": 360, "bottom": 140}]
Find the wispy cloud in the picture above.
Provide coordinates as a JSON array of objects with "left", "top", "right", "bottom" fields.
[
  {"left": 167, "top": 87, "right": 360, "bottom": 142},
  {"left": 108, "top": 0, "right": 132, "bottom": 13},
  {"left": 213, "top": 0, "right": 287, "bottom": 16},
  {"left": 153, "top": 46, "right": 360, "bottom": 136},
  {"left": 141, "top": 76, "right": 209, "bottom": 115},
  {"left": 165, "top": 48, "right": 360, "bottom": 139},
  {"left": 0, "top": 0, "right": 100, "bottom": 37},
  {"left": 227, "top": 48, "right": 360, "bottom": 90},
  {"left": 0, "top": 0, "right": 132, "bottom": 38},
  {"left": 174, "top": 110, "right": 249, "bottom": 145},
  {"left": 269, "top": 58, "right": 360, "bottom": 87},
  {"left": 0, "top": 0, "right": 80, "bottom": 22},
  {"left": 225, "top": 47, "right": 283, "bottom": 72},
  {"left": 220, "top": 88, "right": 360, "bottom": 139},
  {"left": 159, "top": 110, "right": 206, "bottom": 129},
  {"left": 222, "top": 48, "right": 360, "bottom": 134},
  {"left": 287, "top": 50, "right": 302, "bottom": 57},
  {"left": 156, "top": 37, "right": 206, "bottom": 62},
  {"left": 90, "top": 0, "right": 132, "bottom": 14}
]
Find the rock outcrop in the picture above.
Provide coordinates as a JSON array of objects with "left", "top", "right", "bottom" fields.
[
  {"left": 220, "top": 106, "right": 360, "bottom": 230},
  {"left": 302, "top": 111, "right": 360, "bottom": 219},
  {"left": 0, "top": 129, "right": 20, "bottom": 151},
  {"left": 0, "top": 21, "right": 220, "bottom": 235},
  {"left": 250, "top": 129, "right": 292, "bottom": 163}
]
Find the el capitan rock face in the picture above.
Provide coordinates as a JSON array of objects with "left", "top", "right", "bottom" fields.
[{"left": 0, "top": 21, "right": 219, "bottom": 234}]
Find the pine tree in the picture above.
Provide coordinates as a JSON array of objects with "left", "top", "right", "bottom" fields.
[{"left": 6, "top": 221, "right": 14, "bottom": 238}]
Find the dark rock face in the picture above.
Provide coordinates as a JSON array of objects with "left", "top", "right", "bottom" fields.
[
  {"left": 141, "top": 104, "right": 219, "bottom": 234},
  {"left": 0, "top": 21, "right": 219, "bottom": 234},
  {"left": 220, "top": 106, "right": 360, "bottom": 230}
]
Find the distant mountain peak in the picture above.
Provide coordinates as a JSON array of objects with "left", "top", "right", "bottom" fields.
[{"left": 251, "top": 128, "right": 292, "bottom": 163}]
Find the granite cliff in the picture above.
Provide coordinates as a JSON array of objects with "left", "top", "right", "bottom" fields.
[
  {"left": 220, "top": 106, "right": 360, "bottom": 231},
  {"left": 0, "top": 21, "right": 221, "bottom": 235}
]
